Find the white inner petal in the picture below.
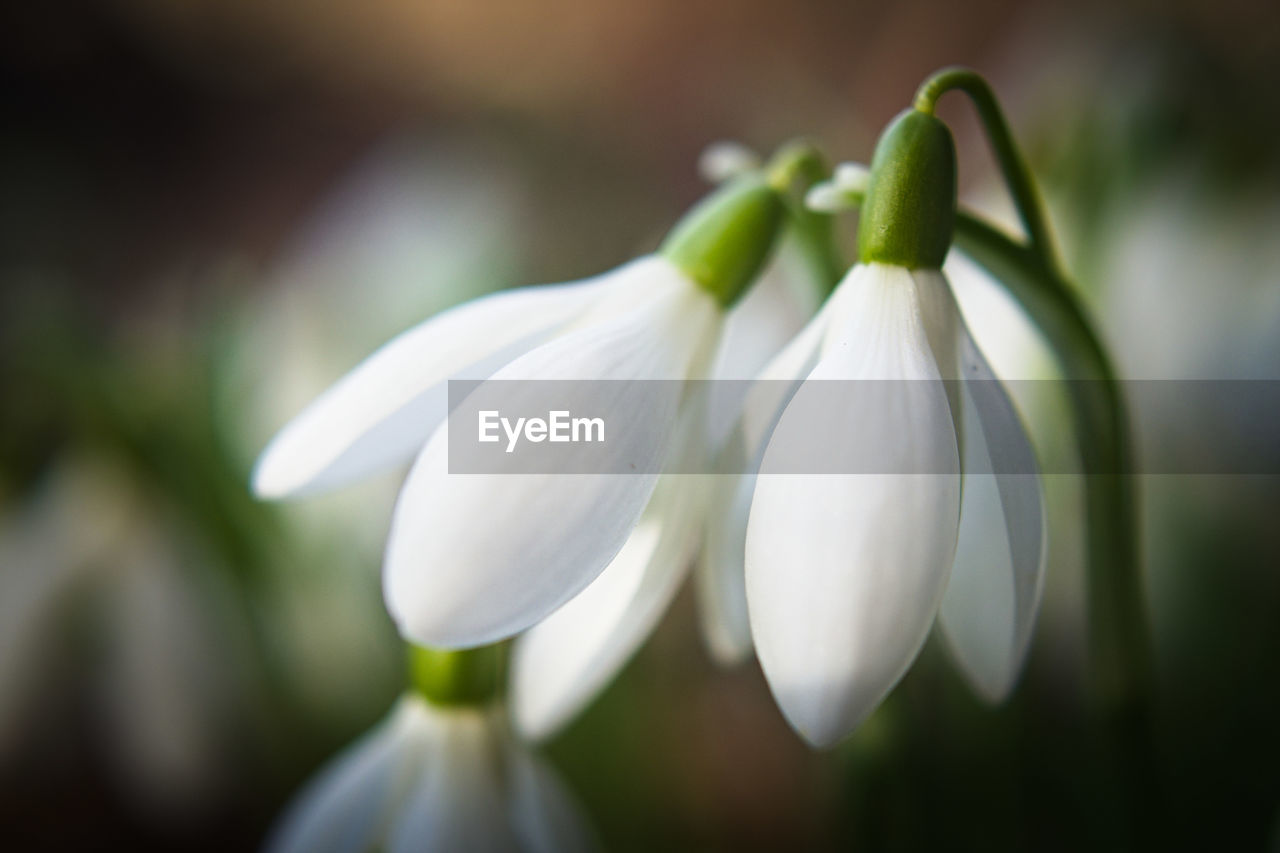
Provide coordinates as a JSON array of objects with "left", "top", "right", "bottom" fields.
[{"left": 939, "top": 322, "right": 1047, "bottom": 703}]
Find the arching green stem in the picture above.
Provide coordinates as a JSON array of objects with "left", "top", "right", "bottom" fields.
[
  {"left": 915, "top": 67, "right": 1060, "bottom": 274},
  {"left": 951, "top": 215, "right": 1149, "bottom": 715},
  {"left": 953, "top": 213, "right": 1158, "bottom": 843}
]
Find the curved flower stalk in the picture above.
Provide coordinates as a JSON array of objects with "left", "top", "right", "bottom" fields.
[
  {"left": 267, "top": 647, "right": 595, "bottom": 853},
  {"left": 510, "top": 143, "right": 840, "bottom": 739},
  {"left": 253, "top": 172, "right": 788, "bottom": 649},
  {"left": 746, "top": 107, "right": 1047, "bottom": 747}
]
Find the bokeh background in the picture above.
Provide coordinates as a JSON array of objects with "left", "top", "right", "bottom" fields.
[{"left": 3, "top": 0, "right": 1279, "bottom": 850}]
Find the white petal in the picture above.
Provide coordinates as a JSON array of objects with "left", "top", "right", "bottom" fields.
[
  {"left": 265, "top": 697, "right": 427, "bottom": 853},
  {"left": 706, "top": 254, "right": 819, "bottom": 449},
  {"left": 746, "top": 263, "right": 961, "bottom": 748},
  {"left": 507, "top": 745, "right": 599, "bottom": 853},
  {"left": 697, "top": 141, "right": 761, "bottom": 183},
  {"left": 739, "top": 276, "right": 848, "bottom": 451},
  {"left": 511, "top": 392, "right": 712, "bottom": 738},
  {"left": 252, "top": 269, "right": 623, "bottom": 499},
  {"left": 695, "top": 464, "right": 756, "bottom": 665},
  {"left": 833, "top": 162, "right": 870, "bottom": 193},
  {"left": 803, "top": 183, "right": 851, "bottom": 213},
  {"left": 386, "top": 707, "right": 517, "bottom": 853},
  {"left": 939, "top": 325, "right": 1046, "bottom": 703},
  {"left": 693, "top": 282, "right": 846, "bottom": 664},
  {"left": 511, "top": 400, "right": 710, "bottom": 740},
  {"left": 385, "top": 259, "right": 720, "bottom": 647},
  {"left": 712, "top": 258, "right": 819, "bottom": 382},
  {"left": 803, "top": 164, "right": 869, "bottom": 213}
]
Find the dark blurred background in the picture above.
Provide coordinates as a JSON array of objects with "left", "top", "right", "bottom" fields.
[{"left": 2, "top": 0, "right": 1279, "bottom": 850}]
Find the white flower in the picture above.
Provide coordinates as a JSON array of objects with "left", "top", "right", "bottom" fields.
[
  {"left": 0, "top": 454, "right": 243, "bottom": 809},
  {"left": 744, "top": 260, "right": 1046, "bottom": 747},
  {"left": 266, "top": 694, "right": 595, "bottom": 853},
  {"left": 254, "top": 165, "right": 788, "bottom": 650}
]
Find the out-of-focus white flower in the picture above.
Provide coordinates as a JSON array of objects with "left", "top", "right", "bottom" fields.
[
  {"left": 0, "top": 454, "right": 244, "bottom": 810},
  {"left": 744, "top": 256, "right": 1046, "bottom": 747},
  {"left": 266, "top": 694, "right": 595, "bottom": 853}
]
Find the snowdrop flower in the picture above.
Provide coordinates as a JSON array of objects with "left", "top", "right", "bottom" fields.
[
  {"left": 253, "top": 169, "right": 788, "bottom": 649},
  {"left": 509, "top": 144, "right": 836, "bottom": 738},
  {"left": 0, "top": 453, "right": 243, "bottom": 810},
  {"left": 267, "top": 646, "right": 595, "bottom": 853},
  {"left": 745, "top": 110, "right": 1046, "bottom": 747}
]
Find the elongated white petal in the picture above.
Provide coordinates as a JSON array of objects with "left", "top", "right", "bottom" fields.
[
  {"left": 266, "top": 698, "right": 427, "bottom": 853},
  {"left": 511, "top": 398, "right": 710, "bottom": 740},
  {"left": 386, "top": 707, "right": 516, "bottom": 853},
  {"left": 746, "top": 263, "right": 961, "bottom": 748},
  {"left": 939, "top": 325, "right": 1046, "bottom": 703},
  {"left": 510, "top": 512, "right": 664, "bottom": 739},
  {"left": 695, "top": 464, "right": 756, "bottom": 665},
  {"left": 739, "top": 278, "right": 848, "bottom": 450},
  {"left": 694, "top": 282, "right": 845, "bottom": 663},
  {"left": 507, "top": 745, "right": 598, "bottom": 853},
  {"left": 706, "top": 255, "right": 819, "bottom": 449},
  {"left": 385, "top": 259, "right": 720, "bottom": 647},
  {"left": 252, "top": 270, "right": 622, "bottom": 499}
]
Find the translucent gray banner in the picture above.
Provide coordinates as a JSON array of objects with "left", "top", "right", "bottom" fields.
[{"left": 445, "top": 380, "right": 1280, "bottom": 475}]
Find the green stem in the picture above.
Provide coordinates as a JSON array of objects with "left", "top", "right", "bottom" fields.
[
  {"left": 952, "top": 215, "right": 1149, "bottom": 708},
  {"left": 953, "top": 212, "right": 1157, "bottom": 842},
  {"left": 915, "top": 67, "right": 1060, "bottom": 275},
  {"left": 767, "top": 141, "right": 846, "bottom": 297},
  {"left": 408, "top": 642, "right": 507, "bottom": 707}
]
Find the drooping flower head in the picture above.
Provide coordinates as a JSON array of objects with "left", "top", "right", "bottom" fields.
[
  {"left": 253, "top": 172, "right": 789, "bottom": 649},
  {"left": 744, "top": 109, "right": 1047, "bottom": 747}
]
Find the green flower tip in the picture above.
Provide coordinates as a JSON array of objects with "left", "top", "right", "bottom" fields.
[
  {"left": 660, "top": 174, "right": 786, "bottom": 308},
  {"left": 857, "top": 109, "right": 957, "bottom": 269},
  {"left": 408, "top": 643, "right": 504, "bottom": 708}
]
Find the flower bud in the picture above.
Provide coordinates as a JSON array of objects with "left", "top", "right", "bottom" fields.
[
  {"left": 661, "top": 174, "right": 785, "bottom": 308},
  {"left": 857, "top": 109, "right": 957, "bottom": 269}
]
